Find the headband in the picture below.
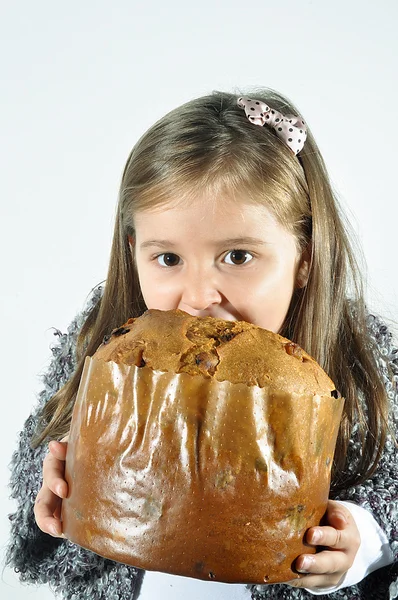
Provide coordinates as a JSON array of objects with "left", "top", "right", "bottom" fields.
[{"left": 237, "top": 96, "right": 307, "bottom": 156}]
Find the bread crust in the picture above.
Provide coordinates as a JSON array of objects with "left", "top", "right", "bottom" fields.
[{"left": 95, "top": 309, "right": 336, "bottom": 395}]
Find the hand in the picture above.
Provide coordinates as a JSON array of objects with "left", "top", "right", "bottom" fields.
[
  {"left": 284, "top": 500, "right": 361, "bottom": 590},
  {"left": 33, "top": 437, "right": 69, "bottom": 538}
]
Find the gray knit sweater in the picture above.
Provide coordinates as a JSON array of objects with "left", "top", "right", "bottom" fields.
[{"left": 6, "top": 285, "right": 398, "bottom": 599}]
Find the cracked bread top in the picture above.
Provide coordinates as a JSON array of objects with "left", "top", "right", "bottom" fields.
[{"left": 94, "top": 309, "right": 336, "bottom": 395}]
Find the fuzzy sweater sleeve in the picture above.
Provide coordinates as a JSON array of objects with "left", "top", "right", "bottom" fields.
[
  {"left": 248, "top": 313, "right": 398, "bottom": 600},
  {"left": 6, "top": 285, "right": 143, "bottom": 600}
]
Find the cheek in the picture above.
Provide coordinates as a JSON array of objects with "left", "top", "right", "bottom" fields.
[
  {"left": 134, "top": 258, "right": 153, "bottom": 305},
  {"left": 136, "top": 262, "right": 177, "bottom": 310},
  {"left": 242, "top": 264, "right": 297, "bottom": 331},
  {"left": 137, "top": 271, "right": 159, "bottom": 308},
  {"left": 251, "top": 259, "right": 296, "bottom": 299}
]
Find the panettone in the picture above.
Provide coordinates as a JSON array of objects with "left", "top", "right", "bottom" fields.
[{"left": 62, "top": 309, "right": 344, "bottom": 584}]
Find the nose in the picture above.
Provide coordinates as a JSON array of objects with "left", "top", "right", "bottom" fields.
[{"left": 178, "top": 268, "right": 222, "bottom": 315}]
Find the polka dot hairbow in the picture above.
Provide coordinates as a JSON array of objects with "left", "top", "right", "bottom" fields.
[{"left": 237, "top": 96, "right": 307, "bottom": 156}]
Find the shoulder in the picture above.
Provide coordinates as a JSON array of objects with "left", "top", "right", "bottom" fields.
[
  {"left": 365, "top": 310, "right": 398, "bottom": 395},
  {"left": 345, "top": 300, "right": 398, "bottom": 388},
  {"left": 366, "top": 310, "right": 398, "bottom": 350},
  {"left": 39, "top": 284, "right": 104, "bottom": 402},
  {"left": 11, "top": 284, "right": 105, "bottom": 461},
  {"left": 49, "top": 284, "right": 104, "bottom": 356},
  {"left": 7, "top": 284, "right": 106, "bottom": 523}
]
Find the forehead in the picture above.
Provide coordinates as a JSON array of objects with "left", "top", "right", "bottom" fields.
[{"left": 133, "top": 194, "right": 291, "bottom": 241}]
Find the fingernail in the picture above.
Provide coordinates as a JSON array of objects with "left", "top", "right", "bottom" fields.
[
  {"left": 298, "top": 556, "right": 313, "bottom": 573},
  {"left": 311, "top": 529, "right": 321, "bottom": 543}
]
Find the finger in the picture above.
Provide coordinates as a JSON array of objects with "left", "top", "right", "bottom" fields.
[
  {"left": 324, "top": 500, "right": 351, "bottom": 530},
  {"left": 34, "top": 485, "right": 63, "bottom": 537},
  {"left": 285, "top": 572, "right": 345, "bottom": 589},
  {"left": 43, "top": 449, "right": 68, "bottom": 498},
  {"left": 296, "top": 550, "right": 350, "bottom": 575},
  {"left": 306, "top": 525, "right": 348, "bottom": 549},
  {"left": 48, "top": 440, "right": 68, "bottom": 461}
]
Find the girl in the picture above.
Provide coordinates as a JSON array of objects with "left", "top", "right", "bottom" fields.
[{"left": 7, "top": 89, "right": 398, "bottom": 600}]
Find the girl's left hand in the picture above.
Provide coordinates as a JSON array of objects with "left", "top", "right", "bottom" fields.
[{"left": 284, "top": 500, "right": 361, "bottom": 590}]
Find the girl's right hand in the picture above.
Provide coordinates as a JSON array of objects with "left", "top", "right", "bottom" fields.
[{"left": 33, "top": 437, "right": 69, "bottom": 538}]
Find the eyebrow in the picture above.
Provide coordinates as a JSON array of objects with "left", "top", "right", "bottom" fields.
[{"left": 139, "top": 237, "right": 270, "bottom": 250}]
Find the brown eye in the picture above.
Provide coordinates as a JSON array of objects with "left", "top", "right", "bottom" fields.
[
  {"left": 224, "top": 250, "right": 253, "bottom": 265},
  {"left": 157, "top": 253, "right": 180, "bottom": 267}
]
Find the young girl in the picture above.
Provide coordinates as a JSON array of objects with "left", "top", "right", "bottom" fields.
[{"left": 7, "top": 89, "right": 398, "bottom": 600}]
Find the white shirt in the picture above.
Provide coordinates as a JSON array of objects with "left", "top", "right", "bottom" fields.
[{"left": 137, "top": 501, "right": 393, "bottom": 599}]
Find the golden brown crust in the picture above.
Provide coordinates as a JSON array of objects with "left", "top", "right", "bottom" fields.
[
  {"left": 62, "top": 309, "right": 343, "bottom": 583},
  {"left": 94, "top": 309, "right": 335, "bottom": 395}
]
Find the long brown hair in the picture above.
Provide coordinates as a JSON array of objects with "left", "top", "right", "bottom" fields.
[{"left": 32, "top": 88, "right": 391, "bottom": 491}]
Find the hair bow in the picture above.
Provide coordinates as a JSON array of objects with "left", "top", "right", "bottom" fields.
[{"left": 237, "top": 96, "right": 307, "bottom": 156}]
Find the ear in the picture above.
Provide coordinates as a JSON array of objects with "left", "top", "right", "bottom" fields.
[
  {"left": 296, "top": 243, "right": 312, "bottom": 289},
  {"left": 128, "top": 235, "right": 135, "bottom": 252}
]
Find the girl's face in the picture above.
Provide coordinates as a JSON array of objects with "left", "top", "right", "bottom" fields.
[{"left": 132, "top": 196, "right": 309, "bottom": 333}]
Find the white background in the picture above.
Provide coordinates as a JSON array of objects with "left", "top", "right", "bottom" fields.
[{"left": 1, "top": 1, "right": 397, "bottom": 598}]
